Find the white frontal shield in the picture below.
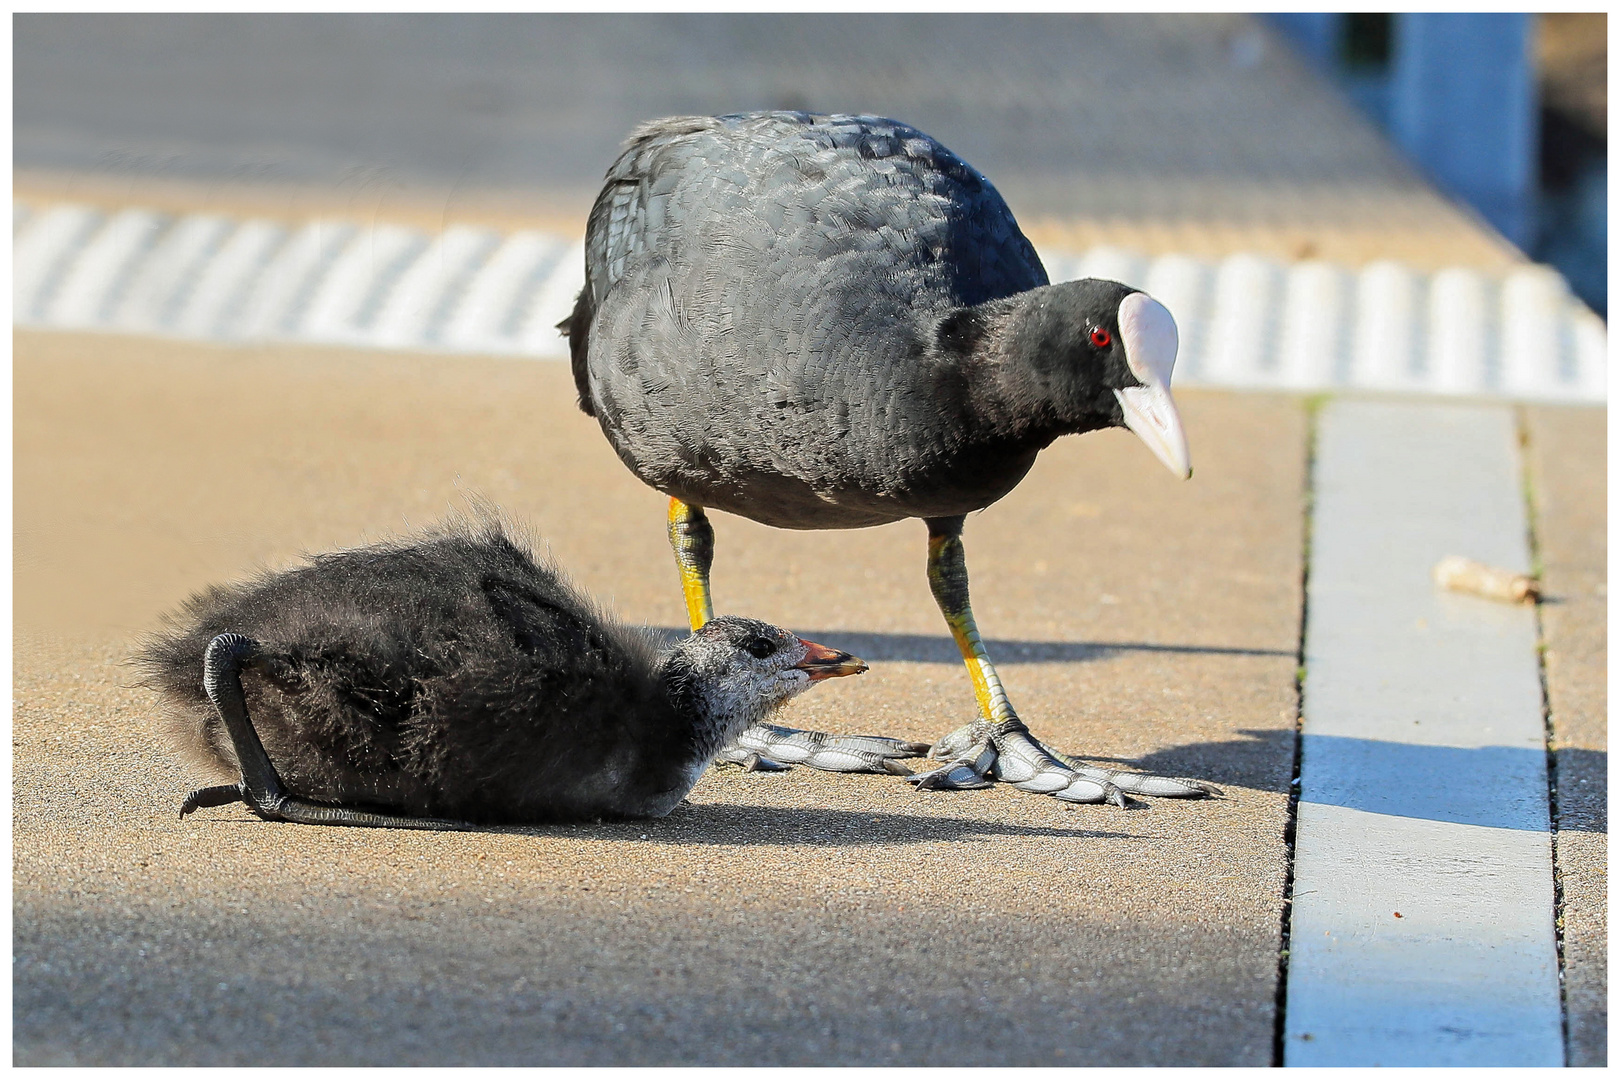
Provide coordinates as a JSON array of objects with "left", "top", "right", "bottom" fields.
[{"left": 1113, "top": 292, "right": 1191, "bottom": 479}]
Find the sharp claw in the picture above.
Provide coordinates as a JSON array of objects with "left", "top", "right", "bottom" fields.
[
  {"left": 906, "top": 735, "right": 996, "bottom": 790},
  {"left": 906, "top": 763, "right": 995, "bottom": 790},
  {"left": 712, "top": 746, "right": 791, "bottom": 771},
  {"left": 928, "top": 722, "right": 985, "bottom": 760}
]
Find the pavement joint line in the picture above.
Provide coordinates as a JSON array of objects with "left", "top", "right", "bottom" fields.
[
  {"left": 1283, "top": 399, "right": 1563, "bottom": 1066},
  {"left": 12, "top": 199, "right": 1607, "bottom": 403},
  {"left": 1515, "top": 404, "right": 1573, "bottom": 1056},
  {"left": 1270, "top": 395, "right": 1319, "bottom": 1067}
]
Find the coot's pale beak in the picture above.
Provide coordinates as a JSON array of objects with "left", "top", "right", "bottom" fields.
[
  {"left": 1116, "top": 383, "right": 1191, "bottom": 480},
  {"left": 1115, "top": 292, "right": 1192, "bottom": 480},
  {"left": 794, "top": 639, "right": 868, "bottom": 680}
]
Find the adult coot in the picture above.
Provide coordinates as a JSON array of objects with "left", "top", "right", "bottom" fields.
[
  {"left": 137, "top": 519, "right": 867, "bottom": 828},
  {"left": 563, "top": 111, "right": 1212, "bottom": 805}
]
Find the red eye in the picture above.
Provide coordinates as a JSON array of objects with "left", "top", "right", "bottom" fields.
[{"left": 1089, "top": 327, "right": 1112, "bottom": 348}]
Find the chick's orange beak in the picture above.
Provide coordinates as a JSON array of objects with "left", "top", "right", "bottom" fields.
[{"left": 794, "top": 638, "right": 868, "bottom": 680}]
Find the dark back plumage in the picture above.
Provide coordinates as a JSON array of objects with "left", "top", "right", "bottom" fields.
[
  {"left": 137, "top": 520, "right": 690, "bottom": 823},
  {"left": 564, "top": 112, "right": 1067, "bottom": 529}
]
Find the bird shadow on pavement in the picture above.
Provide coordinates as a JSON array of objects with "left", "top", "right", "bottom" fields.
[
  {"left": 1085, "top": 728, "right": 1609, "bottom": 833},
  {"left": 649, "top": 627, "right": 1292, "bottom": 665},
  {"left": 492, "top": 803, "right": 1144, "bottom": 847},
  {"left": 1064, "top": 727, "right": 1294, "bottom": 797}
]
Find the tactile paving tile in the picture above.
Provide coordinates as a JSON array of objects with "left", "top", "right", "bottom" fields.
[{"left": 13, "top": 201, "right": 1605, "bottom": 403}]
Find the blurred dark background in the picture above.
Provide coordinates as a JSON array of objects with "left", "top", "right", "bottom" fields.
[
  {"left": 14, "top": 13, "right": 1604, "bottom": 311},
  {"left": 1269, "top": 12, "right": 1606, "bottom": 313}
]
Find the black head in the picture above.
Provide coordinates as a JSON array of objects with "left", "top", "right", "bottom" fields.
[{"left": 986, "top": 279, "right": 1191, "bottom": 478}]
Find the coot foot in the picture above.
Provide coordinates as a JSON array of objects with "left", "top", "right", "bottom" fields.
[
  {"left": 908, "top": 718, "right": 1219, "bottom": 803},
  {"left": 718, "top": 722, "right": 930, "bottom": 775}
]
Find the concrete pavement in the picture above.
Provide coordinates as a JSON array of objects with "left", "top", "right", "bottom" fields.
[
  {"left": 12, "top": 341, "right": 1605, "bottom": 1066},
  {"left": 1286, "top": 401, "right": 1561, "bottom": 1064},
  {"left": 1524, "top": 406, "right": 1608, "bottom": 1068},
  {"left": 15, "top": 330, "right": 1305, "bottom": 1065}
]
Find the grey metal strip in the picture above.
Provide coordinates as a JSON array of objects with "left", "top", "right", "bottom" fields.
[{"left": 1285, "top": 399, "right": 1562, "bottom": 1065}]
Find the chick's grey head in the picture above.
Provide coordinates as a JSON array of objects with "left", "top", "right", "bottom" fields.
[
  {"left": 665, "top": 615, "right": 867, "bottom": 733},
  {"left": 989, "top": 279, "right": 1191, "bottom": 479}
]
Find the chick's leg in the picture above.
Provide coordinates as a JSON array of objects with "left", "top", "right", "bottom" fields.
[
  {"left": 668, "top": 497, "right": 929, "bottom": 774},
  {"left": 908, "top": 516, "right": 1217, "bottom": 803},
  {"left": 183, "top": 633, "right": 472, "bottom": 830}
]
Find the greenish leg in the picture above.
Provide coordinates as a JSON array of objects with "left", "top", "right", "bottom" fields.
[
  {"left": 925, "top": 516, "right": 1022, "bottom": 730},
  {"left": 913, "top": 516, "right": 1218, "bottom": 803}
]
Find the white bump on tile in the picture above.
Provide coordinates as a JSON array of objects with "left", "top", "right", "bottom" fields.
[
  {"left": 108, "top": 214, "right": 235, "bottom": 332},
  {"left": 44, "top": 210, "right": 174, "bottom": 326},
  {"left": 1571, "top": 306, "right": 1608, "bottom": 401},
  {"left": 1498, "top": 265, "right": 1570, "bottom": 400},
  {"left": 1349, "top": 260, "right": 1422, "bottom": 392},
  {"left": 372, "top": 226, "right": 501, "bottom": 349},
  {"left": 438, "top": 231, "right": 568, "bottom": 354},
  {"left": 14, "top": 204, "right": 106, "bottom": 320},
  {"left": 1426, "top": 268, "right": 1493, "bottom": 395},
  {"left": 169, "top": 220, "right": 289, "bottom": 339},
  {"left": 232, "top": 221, "right": 357, "bottom": 340},
  {"left": 298, "top": 224, "right": 424, "bottom": 343},
  {"left": 1276, "top": 260, "right": 1349, "bottom": 389},
  {"left": 1203, "top": 254, "right": 1284, "bottom": 387}
]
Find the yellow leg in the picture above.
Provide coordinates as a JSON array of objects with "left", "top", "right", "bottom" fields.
[
  {"left": 926, "top": 517, "right": 1020, "bottom": 728},
  {"left": 667, "top": 497, "right": 715, "bottom": 631}
]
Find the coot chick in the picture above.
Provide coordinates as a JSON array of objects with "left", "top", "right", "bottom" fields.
[
  {"left": 136, "top": 520, "right": 867, "bottom": 828},
  {"left": 563, "top": 111, "right": 1214, "bottom": 805}
]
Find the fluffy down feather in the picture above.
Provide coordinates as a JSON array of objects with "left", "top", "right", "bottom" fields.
[{"left": 135, "top": 519, "right": 704, "bottom": 823}]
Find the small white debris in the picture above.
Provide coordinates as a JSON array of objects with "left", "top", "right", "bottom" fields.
[{"left": 1432, "top": 555, "right": 1538, "bottom": 603}]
